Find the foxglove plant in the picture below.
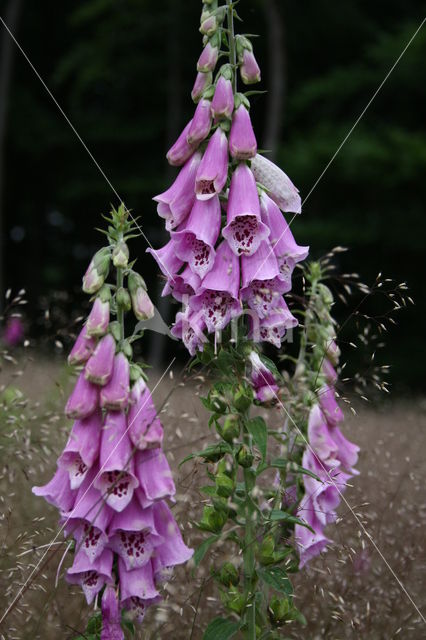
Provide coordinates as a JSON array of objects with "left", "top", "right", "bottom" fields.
[
  {"left": 149, "top": 0, "right": 308, "bottom": 355},
  {"left": 151, "top": 1, "right": 319, "bottom": 638},
  {"left": 33, "top": 205, "right": 192, "bottom": 638}
]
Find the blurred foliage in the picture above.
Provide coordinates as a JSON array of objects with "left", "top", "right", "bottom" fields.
[{"left": 2, "top": 0, "right": 425, "bottom": 389}]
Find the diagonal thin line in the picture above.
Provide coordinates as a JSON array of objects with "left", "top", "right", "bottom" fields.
[
  {"left": 0, "top": 357, "right": 175, "bottom": 625},
  {"left": 252, "top": 361, "right": 426, "bottom": 625},
  {"left": 302, "top": 16, "right": 426, "bottom": 206},
  {"left": 251, "top": 16, "right": 425, "bottom": 283},
  {"left": 0, "top": 15, "right": 173, "bottom": 280}
]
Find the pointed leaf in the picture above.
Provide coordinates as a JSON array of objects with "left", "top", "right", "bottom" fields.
[
  {"left": 193, "top": 535, "right": 219, "bottom": 567},
  {"left": 257, "top": 566, "right": 293, "bottom": 595},
  {"left": 246, "top": 416, "right": 267, "bottom": 460},
  {"left": 203, "top": 617, "right": 240, "bottom": 640}
]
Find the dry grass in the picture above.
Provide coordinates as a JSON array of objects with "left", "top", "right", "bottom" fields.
[{"left": 0, "top": 357, "right": 425, "bottom": 639}]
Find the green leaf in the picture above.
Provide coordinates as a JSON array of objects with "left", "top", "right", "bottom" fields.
[
  {"left": 179, "top": 443, "right": 232, "bottom": 467},
  {"left": 246, "top": 416, "right": 267, "bottom": 460},
  {"left": 257, "top": 567, "right": 293, "bottom": 596},
  {"left": 86, "top": 612, "right": 102, "bottom": 634},
  {"left": 257, "top": 458, "right": 320, "bottom": 481},
  {"left": 193, "top": 535, "right": 219, "bottom": 567},
  {"left": 203, "top": 617, "right": 240, "bottom": 640},
  {"left": 268, "top": 509, "right": 314, "bottom": 532}
]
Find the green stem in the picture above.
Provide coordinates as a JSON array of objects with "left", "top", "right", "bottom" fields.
[
  {"left": 243, "top": 433, "right": 256, "bottom": 640},
  {"left": 116, "top": 265, "right": 124, "bottom": 342},
  {"left": 226, "top": 0, "right": 237, "bottom": 94}
]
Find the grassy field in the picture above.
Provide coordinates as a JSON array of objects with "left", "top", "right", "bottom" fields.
[{"left": 0, "top": 357, "right": 425, "bottom": 639}]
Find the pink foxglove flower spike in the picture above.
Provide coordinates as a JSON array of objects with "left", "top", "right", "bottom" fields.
[{"left": 33, "top": 205, "right": 192, "bottom": 634}]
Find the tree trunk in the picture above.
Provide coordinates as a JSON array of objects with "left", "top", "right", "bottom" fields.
[
  {"left": 0, "top": 0, "right": 23, "bottom": 311},
  {"left": 263, "top": 0, "right": 285, "bottom": 161}
]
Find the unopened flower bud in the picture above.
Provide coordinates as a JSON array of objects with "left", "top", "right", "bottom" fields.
[
  {"left": 220, "top": 587, "right": 245, "bottom": 615},
  {"left": 191, "top": 71, "right": 213, "bottom": 103},
  {"left": 259, "top": 534, "right": 275, "bottom": 566},
  {"left": 236, "top": 35, "right": 261, "bottom": 85},
  {"left": 229, "top": 104, "right": 257, "bottom": 160},
  {"left": 108, "top": 321, "right": 121, "bottom": 343},
  {"left": 128, "top": 272, "right": 155, "bottom": 321},
  {"left": 269, "top": 596, "right": 290, "bottom": 626},
  {"left": 68, "top": 324, "right": 96, "bottom": 366},
  {"left": 112, "top": 241, "right": 129, "bottom": 268},
  {"left": 237, "top": 444, "right": 253, "bottom": 468},
  {"left": 187, "top": 98, "right": 212, "bottom": 146},
  {"left": 116, "top": 286, "right": 131, "bottom": 311},
  {"left": 200, "top": 14, "right": 217, "bottom": 37},
  {"left": 197, "top": 40, "right": 219, "bottom": 73},
  {"left": 121, "top": 339, "right": 133, "bottom": 360},
  {"left": 198, "top": 505, "right": 227, "bottom": 533},
  {"left": 208, "top": 389, "right": 228, "bottom": 414},
  {"left": 218, "top": 562, "right": 239, "bottom": 587},
  {"left": 218, "top": 415, "right": 240, "bottom": 443},
  {"left": 82, "top": 247, "right": 111, "bottom": 294},
  {"left": 215, "top": 473, "right": 234, "bottom": 498},
  {"left": 129, "top": 363, "right": 144, "bottom": 383},
  {"left": 233, "top": 385, "right": 253, "bottom": 412},
  {"left": 211, "top": 74, "right": 234, "bottom": 120},
  {"left": 86, "top": 296, "right": 110, "bottom": 337}
]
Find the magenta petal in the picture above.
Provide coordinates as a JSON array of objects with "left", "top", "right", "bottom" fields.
[
  {"left": 101, "top": 586, "right": 124, "bottom": 640},
  {"left": 162, "top": 264, "right": 201, "bottom": 302},
  {"left": 66, "top": 548, "right": 113, "bottom": 604},
  {"left": 294, "top": 515, "right": 330, "bottom": 569},
  {"left": 249, "top": 309, "right": 297, "bottom": 348},
  {"left": 153, "top": 152, "right": 202, "bottom": 231},
  {"left": 195, "top": 128, "right": 228, "bottom": 201},
  {"left": 240, "top": 49, "right": 261, "bottom": 85},
  {"left": 152, "top": 501, "right": 193, "bottom": 568},
  {"left": 330, "top": 426, "right": 360, "bottom": 474},
  {"left": 58, "top": 411, "right": 102, "bottom": 489},
  {"left": 166, "top": 120, "right": 196, "bottom": 167},
  {"left": 191, "top": 71, "right": 212, "bottom": 102},
  {"left": 85, "top": 334, "right": 116, "bottom": 386},
  {"left": 108, "top": 501, "right": 161, "bottom": 571},
  {"left": 100, "top": 353, "right": 130, "bottom": 411},
  {"left": 147, "top": 239, "right": 184, "bottom": 279},
  {"left": 128, "top": 379, "right": 164, "bottom": 450},
  {"left": 197, "top": 42, "right": 219, "bottom": 73},
  {"left": 121, "top": 595, "right": 161, "bottom": 624},
  {"left": 307, "top": 404, "right": 340, "bottom": 467},
  {"left": 187, "top": 99, "right": 212, "bottom": 146},
  {"left": 94, "top": 412, "right": 138, "bottom": 512},
  {"left": 189, "top": 240, "right": 242, "bottom": 333},
  {"left": 211, "top": 76, "right": 234, "bottom": 119},
  {"left": 171, "top": 196, "right": 221, "bottom": 278},
  {"left": 136, "top": 449, "right": 176, "bottom": 502},
  {"left": 241, "top": 241, "right": 281, "bottom": 287},
  {"left": 322, "top": 359, "right": 338, "bottom": 385},
  {"left": 68, "top": 324, "right": 96, "bottom": 366},
  {"left": 260, "top": 192, "right": 309, "bottom": 269},
  {"left": 32, "top": 467, "right": 76, "bottom": 512},
  {"left": 229, "top": 105, "right": 257, "bottom": 160},
  {"left": 171, "top": 308, "right": 207, "bottom": 356},
  {"left": 223, "top": 163, "right": 269, "bottom": 256},
  {"left": 249, "top": 351, "right": 279, "bottom": 402},
  {"left": 318, "top": 385, "right": 344, "bottom": 425},
  {"left": 86, "top": 298, "right": 110, "bottom": 337},
  {"left": 119, "top": 558, "right": 159, "bottom": 602},
  {"left": 65, "top": 371, "right": 98, "bottom": 420}
]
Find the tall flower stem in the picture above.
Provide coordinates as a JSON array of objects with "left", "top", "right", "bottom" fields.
[
  {"left": 242, "top": 456, "right": 256, "bottom": 640},
  {"left": 226, "top": 0, "right": 237, "bottom": 93}
]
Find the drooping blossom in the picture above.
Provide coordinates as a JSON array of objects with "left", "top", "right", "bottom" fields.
[
  {"left": 248, "top": 351, "right": 279, "bottom": 403},
  {"left": 149, "top": 7, "right": 308, "bottom": 355},
  {"left": 33, "top": 207, "right": 192, "bottom": 634}
]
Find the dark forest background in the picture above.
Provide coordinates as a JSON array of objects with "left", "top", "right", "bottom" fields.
[{"left": 0, "top": 0, "right": 425, "bottom": 391}]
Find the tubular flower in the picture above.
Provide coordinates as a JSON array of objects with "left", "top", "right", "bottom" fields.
[
  {"left": 33, "top": 205, "right": 192, "bottom": 633},
  {"left": 295, "top": 369, "right": 359, "bottom": 568},
  {"left": 149, "top": 11, "right": 307, "bottom": 354}
]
